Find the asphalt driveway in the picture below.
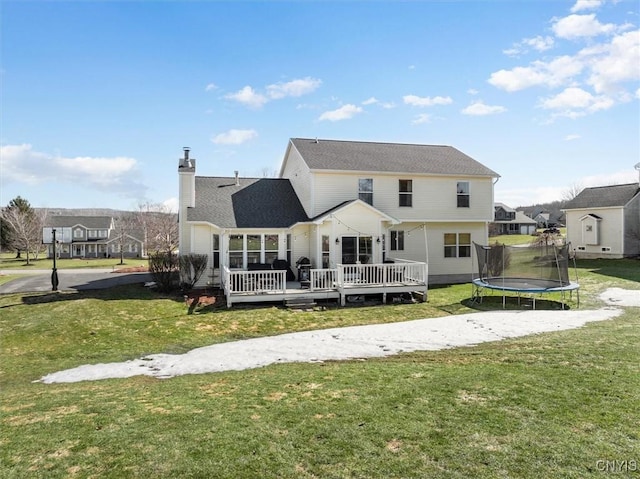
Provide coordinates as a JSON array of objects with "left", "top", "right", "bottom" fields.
[{"left": 0, "top": 269, "right": 152, "bottom": 294}]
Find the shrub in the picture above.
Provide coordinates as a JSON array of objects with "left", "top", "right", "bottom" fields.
[
  {"left": 148, "top": 252, "right": 179, "bottom": 292},
  {"left": 179, "top": 254, "right": 208, "bottom": 291}
]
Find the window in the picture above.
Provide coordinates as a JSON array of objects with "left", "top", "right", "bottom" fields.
[
  {"left": 322, "top": 235, "right": 330, "bottom": 268},
  {"left": 286, "top": 234, "right": 292, "bottom": 265},
  {"left": 213, "top": 234, "right": 220, "bottom": 268},
  {"left": 390, "top": 231, "right": 404, "bottom": 251},
  {"left": 74, "top": 228, "right": 83, "bottom": 238},
  {"left": 399, "top": 180, "right": 412, "bottom": 207},
  {"left": 444, "top": 233, "right": 471, "bottom": 258},
  {"left": 229, "top": 234, "right": 244, "bottom": 269},
  {"left": 264, "top": 234, "right": 279, "bottom": 265},
  {"left": 457, "top": 182, "right": 470, "bottom": 208},
  {"left": 246, "top": 235, "right": 261, "bottom": 265},
  {"left": 359, "top": 178, "right": 373, "bottom": 205}
]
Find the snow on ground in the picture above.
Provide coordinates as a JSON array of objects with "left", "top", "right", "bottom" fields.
[{"left": 38, "top": 304, "right": 629, "bottom": 384}]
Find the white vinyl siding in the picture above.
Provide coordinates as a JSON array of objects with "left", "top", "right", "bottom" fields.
[
  {"left": 313, "top": 172, "right": 494, "bottom": 221},
  {"left": 565, "top": 207, "right": 626, "bottom": 258},
  {"left": 280, "top": 144, "right": 314, "bottom": 217}
]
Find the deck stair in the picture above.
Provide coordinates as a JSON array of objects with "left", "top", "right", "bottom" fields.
[{"left": 284, "top": 297, "right": 317, "bottom": 310}]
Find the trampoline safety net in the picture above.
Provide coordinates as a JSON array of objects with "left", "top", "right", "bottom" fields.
[{"left": 473, "top": 241, "right": 571, "bottom": 289}]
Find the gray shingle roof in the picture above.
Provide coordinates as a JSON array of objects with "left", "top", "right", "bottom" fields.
[
  {"left": 564, "top": 183, "right": 640, "bottom": 209},
  {"left": 46, "top": 215, "right": 113, "bottom": 229},
  {"left": 290, "top": 138, "right": 500, "bottom": 177},
  {"left": 187, "top": 177, "right": 309, "bottom": 228}
]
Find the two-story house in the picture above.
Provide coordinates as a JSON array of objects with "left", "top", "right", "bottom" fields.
[
  {"left": 491, "top": 203, "right": 537, "bottom": 235},
  {"left": 178, "top": 138, "right": 499, "bottom": 305},
  {"left": 43, "top": 215, "right": 145, "bottom": 259}
]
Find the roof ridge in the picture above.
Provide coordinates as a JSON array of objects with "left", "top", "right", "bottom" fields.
[{"left": 291, "top": 137, "right": 452, "bottom": 148}]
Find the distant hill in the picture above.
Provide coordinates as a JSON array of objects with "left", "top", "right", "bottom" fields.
[{"left": 38, "top": 208, "right": 134, "bottom": 217}]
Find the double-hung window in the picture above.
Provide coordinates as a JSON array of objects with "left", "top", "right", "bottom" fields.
[
  {"left": 359, "top": 178, "right": 373, "bottom": 205},
  {"left": 457, "top": 181, "right": 470, "bottom": 208},
  {"left": 390, "top": 231, "right": 405, "bottom": 251},
  {"left": 444, "top": 233, "right": 471, "bottom": 258},
  {"left": 399, "top": 180, "right": 412, "bottom": 207}
]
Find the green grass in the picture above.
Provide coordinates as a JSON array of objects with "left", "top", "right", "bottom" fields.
[
  {"left": 0, "top": 252, "right": 146, "bottom": 270},
  {"left": 0, "top": 259, "right": 638, "bottom": 478}
]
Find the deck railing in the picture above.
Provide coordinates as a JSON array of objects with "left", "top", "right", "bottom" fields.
[
  {"left": 223, "top": 261, "right": 427, "bottom": 307},
  {"left": 338, "top": 261, "right": 427, "bottom": 287}
]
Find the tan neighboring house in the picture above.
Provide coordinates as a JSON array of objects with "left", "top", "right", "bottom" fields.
[
  {"left": 563, "top": 183, "right": 640, "bottom": 259},
  {"left": 43, "top": 215, "right": 145, "bottom": 259},
  {"left": 178, "top": 138, "right": 500, "bottom": 305}
]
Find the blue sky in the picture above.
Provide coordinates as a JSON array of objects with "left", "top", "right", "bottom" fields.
[{"left": 2, "top": 0, "right": 639, "bottom": 212}]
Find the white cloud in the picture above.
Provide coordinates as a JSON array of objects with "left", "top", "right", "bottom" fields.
[
  {"left": 318, "top": 104, "right": 363, "bottom": 121},
  {"left": 461, "top": 101, "right": 507, "bottom": 116},
  {"left": 539, "top": 87, "right": 615, "bottom": 117},
  {"left": 0, "top": 144, "right": 145, "bottom": 196},
  {"left": 412, "top": 114, "right": 432, "bottom": 124},
  {"left": 403, "top": 95, "right": 453, "bottom": 107},
  {"left": 224, "top": 86, "right": 268, "bottom": 109},
  {"left": 211, "top": 129, "right": 258, "bottom": 145},
  {"left": 552, "top": 14, "right": 618, "bottom": 39},
  {"left": 162, "top": 197, "right": 179, "bottom": 213},
  {"left": 266, "top": 77, "right": 322, "bottom": 99},
  {"left": 571, "top": 0, "right": 603, "bottom": 13},
  {"left": 225, "top": 77, "right": 321, "bottom": 108},
  {"left": 362, "top": 97, "right": 378, "bottom": 105},
  {"left": 584, "top": 29, "right": 640, "bottom": 93},
  {"left": 381, "top": 101, "right": 396, "bottom": 109},
  {"left": 564, "top": 134, "right": 581, "bottom": 141},
  {"left": 467, "top": 88, "right": 479, "bottom": 95},
  {"left": 636, "top": 87, "right": 640, "bottom": 99},
  {"left": 205, "top": 83, "right": 217, "bottom": 92},
  {"left": 504, "top": 36, "right": 555, "bottom": 56},
  {"left": 489, "top": 55, "right": 584, "bottom": 92}
]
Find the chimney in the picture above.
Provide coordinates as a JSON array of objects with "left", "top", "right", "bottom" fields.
[
  {"left": 179, "top": 147, "right": 195, "bottom": 170},
  {"left": 635, "top": 162, "right": 640, "bottom": 186},
  {"left": 234, "top": 170, "right": 240, "bottom": 186}
]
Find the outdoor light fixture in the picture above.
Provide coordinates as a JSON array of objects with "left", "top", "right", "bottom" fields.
[{"left": 335, "top": 238, "right": 340, "bottom": 244}]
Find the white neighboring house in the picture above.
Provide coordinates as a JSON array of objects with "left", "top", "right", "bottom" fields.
[
  {"left": 43, "top": 215, "right": 145, "bottom": 259},
  {"left": 563, "top": 183, "right": 640, "bottom": 259},
  {"left": 178, "top": 138, "right": 499, "bottom": 304}
]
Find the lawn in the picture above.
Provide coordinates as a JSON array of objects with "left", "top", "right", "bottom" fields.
[
  {"left": 0, "top": 252, "right": 147, "bottom": 271},
  {"left": 0, "top": 259, "right": 638, "bottom": 478}
]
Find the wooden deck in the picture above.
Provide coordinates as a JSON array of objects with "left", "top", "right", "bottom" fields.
[{"left": 223, "top": 261, "right": 428, "bottom": 307}]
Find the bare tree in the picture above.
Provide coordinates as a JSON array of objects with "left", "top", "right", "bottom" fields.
[
  {"left": 562, "top": 182, "right": 584, "bottom": 202},
  {"left": 137, "top": 202, "right": 178, "bottom": 255},
  {"left": 112, "top": 212, "right": 139, "bottom": 264},
  {"left": 1, "top": 197, "right": 47, "bottom": 265}
]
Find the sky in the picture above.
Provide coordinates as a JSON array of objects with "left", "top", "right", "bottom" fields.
[{"left": 2, "top": 0, "right": 639, "bottom": 213}]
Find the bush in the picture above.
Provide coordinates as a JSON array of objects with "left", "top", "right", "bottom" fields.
[
  {"left": 148, "top": 252, "right": 179, "bottom": 292},
  {"left": 179, "top": 254, "right": 208, "bottom": 291}
]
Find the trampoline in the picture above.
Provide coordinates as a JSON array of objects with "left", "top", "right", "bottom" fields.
[{"left": 471, "top": 241, "right": 579, "bottom": 309}]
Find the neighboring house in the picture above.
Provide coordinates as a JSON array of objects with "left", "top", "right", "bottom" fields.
[
  {"left": 43, "top": 215, "right": 145, "bottom": 259},
  {"left": 492, "top": 203, "right": 537, "bottom": 235},
  {"left": 178, "top": 138, "right": 500, "bottom": 303},
  {"left": 563, "top": 183, "right": 640, "bottom": 259}
]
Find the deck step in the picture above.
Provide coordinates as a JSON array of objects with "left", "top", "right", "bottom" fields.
[{"left": 285, "top": 298, "right": 317, "bottom": 309}]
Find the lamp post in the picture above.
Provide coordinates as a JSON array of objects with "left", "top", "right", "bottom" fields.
[{"left": 51, "top": 229, "right": 59, "bottom": 291}]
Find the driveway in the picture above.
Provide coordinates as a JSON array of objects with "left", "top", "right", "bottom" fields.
[{"left": 0, "top": 269, "right": 152, "bottom": 294}]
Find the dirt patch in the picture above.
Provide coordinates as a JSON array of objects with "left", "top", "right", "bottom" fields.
[{"left": 113, "top": 265, "right": 148, "bottom": 273}]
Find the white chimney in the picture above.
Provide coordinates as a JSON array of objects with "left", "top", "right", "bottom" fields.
[
  {"left": 635, "top": 162, "right": 640, "bottom": 186},
  {"left": 234, "top": 170, "right": 240, "bottom": 186}
]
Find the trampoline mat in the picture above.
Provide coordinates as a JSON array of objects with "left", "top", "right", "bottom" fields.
[{"left": 473, "top": 277, "right": 578, "bottom": 293}]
